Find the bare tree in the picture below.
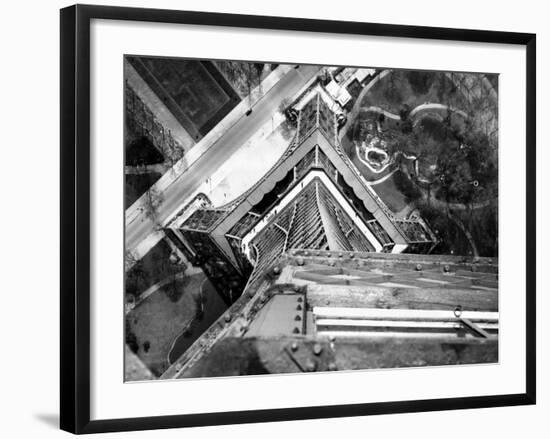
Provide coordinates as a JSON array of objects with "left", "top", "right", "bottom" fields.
[
  {"left": 254, "top": 63, "right": 264, "bottom": 94},
  {"left": 143, "top": 186, "right": 164, "bottom": 229},
  {"left": 124, "top": 249, "right": 139, "bottom": 272},
  {"left": 278, "top": 97, "right": 291, "bottom": 114}
]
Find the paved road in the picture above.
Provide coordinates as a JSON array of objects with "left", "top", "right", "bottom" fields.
[{"left": 126, "top": 65, "right": 321, "bottom": 252}]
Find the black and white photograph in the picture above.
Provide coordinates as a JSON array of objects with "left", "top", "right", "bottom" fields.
[
  {"left": 0, "top": 0, "right": 544, "bottom": 436},
  {"left": 123, "top": 57, "right": 499, "bottom": 381}
]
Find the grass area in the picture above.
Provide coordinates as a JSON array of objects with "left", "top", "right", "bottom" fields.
[
  {"left": 125, "top": 237, "right": 229, "bottom": 377},
  {"left": 125, "top": 237, "right": 186, "bottom": 299},
  {"left": 126, "top": 273, "right": 206, "bottom": 376},
  {"left": 367, "top": 150, "right": 386, "bottom": 163},
  {"left": 419, "top": 117, "right": 450, "bottom": 142},
  {"left": 168, "top": 280, "right": 228, "bottom": 364},
  {"left": 371, "top": 171, "right": 412, "bottom": 213},
  {"left": 125, "top": 172, "right": 162, "bottom": 209}
]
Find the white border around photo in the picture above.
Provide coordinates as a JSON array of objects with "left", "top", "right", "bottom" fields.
[{"left": 90, "top": 18, "right": 526, "bottom": 421}]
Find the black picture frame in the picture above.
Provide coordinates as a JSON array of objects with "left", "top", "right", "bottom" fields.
[{"left": 60, "top": 4, "right": 536, "bottom": 434}]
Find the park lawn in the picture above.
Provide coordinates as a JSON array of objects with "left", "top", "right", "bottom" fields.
[
  {"left": 371, "top": 172, "right": 409, "bottom": 213},
  {"left": 127, "top": 273, "right": 205, "bottom": 377},
  {"left": 125, "top": 237, "right": 186, "bottom": 298}
]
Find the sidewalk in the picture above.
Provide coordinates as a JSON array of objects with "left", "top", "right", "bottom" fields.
[{"left": 190, "top": 112, "right": 289, "bottom": 210}]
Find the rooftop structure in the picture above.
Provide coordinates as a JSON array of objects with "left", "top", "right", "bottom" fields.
[
  {"left": 153, "top": 88, "right": 454, "bottom": 378},
  {"left": 326, "top": 80, "right": 352, "bottom": 107},
  {"left": 167, "top": 90, "right": 437, "bottom": 305},
  {"left": 162, "top": 250, "right": 498, "bottom": 378}
]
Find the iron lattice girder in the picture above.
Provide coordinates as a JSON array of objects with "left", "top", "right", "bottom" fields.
[
  {"left": 178, "top": 337, "right": 498, "bottom": 377},
  {"left": 292, "top": 264, "right": 498, "bottom": 290}
]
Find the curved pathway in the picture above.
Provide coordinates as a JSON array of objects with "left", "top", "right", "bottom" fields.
[
  {"left": 410, "top": 103, "right": 468, "bottom": 119},
  {"left": 369, "top": 167, "right": 398, "bottom": 186},
  {"left": 354, "top": 144, "right": 392, "bottom": 175},
  {"left": 349, "top": 103, "right": 468, "bottom": 181},
  {"left": 358, "top": 102, "right": 468, "bottom": 123},
  {"left": 412, "top": 111, "right": 445, "bottom": 127},
  {"left": 166, "top": 276, "right": 208, "bottom": 365},
  {"left": 360, "top": 106, "right": 401, "bottom": 120},
  {"left": 421, "top": 190, "right": 493, "bottom": 212},
  {"left": 343, "top": 70, "right": 496, "bottom": 256},
  {"left": 125, "top": 272, "right": 186, "bottom": 315}
]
